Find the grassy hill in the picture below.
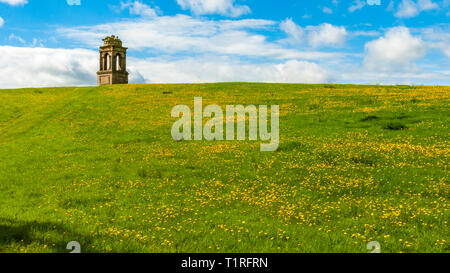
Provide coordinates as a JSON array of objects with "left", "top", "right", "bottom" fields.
[{"left": 0, "top": 83, "right": 448, "bottom": 253}]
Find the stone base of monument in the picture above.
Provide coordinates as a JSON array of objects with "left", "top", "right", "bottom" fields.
[{"left": 97, "top": 70, "right": 129, "bottom": 85}]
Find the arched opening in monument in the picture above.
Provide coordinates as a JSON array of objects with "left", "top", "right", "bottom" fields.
[
  {"left": 106, "top": 54, "right": 111, "bottom": 70},
  {"left": 102, "top": 54, "right": 107, "bottom": 70},
  {"left": 116, "top": 54, "right": 121, "bottom": 71}
]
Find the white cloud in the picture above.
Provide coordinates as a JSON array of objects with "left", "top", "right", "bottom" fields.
[
  {"left": 394, "top": 0, "right": 439, "bottom": 18},
  {"left": 419, "top": 25, "right": 450, "bottom": 58},
  {"left": 279, "top": 18, "right": 304, "bottom": 44},
  {"left": 176, "top": 0, "right": 250, "bottom": 17},
  {"left": 0, "top": 16, "right": 4, "bottom": 28},
  {"left": 58, "top": 15, "right": 347, "bottom": 60},
  {"left": 0, "top": 46, "right": 97, "bottom": 88},
  {"left": 348, "top": 0, "right": 366, "bottom": 12},
  {"left": 132, "top": 57, "right": 331, "bottom": 84},
  {"left": 396, "top": 0, "right": 420, "bottom": 17},
  {"left": 364, "top": 27, "right": 427, "bottom": 71},
  {"left": 0, "top": 0, "right": 27, "bottom": 6},
  {"left": 120, "top": 1, "right": 158, "bottom": 17},
  {"left": 280, "top": 20, "right": 347, "bottom": 48},
  {"left": 307, "top": 23, "right": 347, "bottom": 47}
]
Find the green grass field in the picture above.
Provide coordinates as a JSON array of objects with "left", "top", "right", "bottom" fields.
[{"left": 0, "top": 83, "right": 448, "bottom": 253}]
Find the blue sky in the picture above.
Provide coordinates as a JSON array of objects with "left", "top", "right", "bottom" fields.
[{"left": 0, "top": 0, "right": 448, "bottom": 88}]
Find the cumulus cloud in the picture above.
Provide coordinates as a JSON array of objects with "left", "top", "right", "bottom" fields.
[
  {"left": 176, "top": 0, "right": 250, "bottom": 17},
  {"left": 394, "top": 0, "right": 439, "bottom": 18},
  {"left": 0, "top": 46, "right": 97, "bottom": 88},
  {"left": 0, "top": 0, "right": 27, "bottom": 6},
  {"left": 280, "top": 20, "right": 347, "bottom": 48},
  {"left": 307, "top": 23, "right": 347, "bottom": 47},
  {"left": 364, "top": 27, "right": 427, "bottom": 71},
  {"left": 0, "top": 16, "right": 4, "bottom": 28},
  {"left": 131, "top": 57, "right": 331, "bottom": 83}
]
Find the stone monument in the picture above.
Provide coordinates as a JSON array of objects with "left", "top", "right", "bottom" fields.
[{"left": 97, "top": 35, "right": 129, "bottom": 85}]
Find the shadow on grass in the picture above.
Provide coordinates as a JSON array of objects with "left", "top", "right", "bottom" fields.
[
  {"left": 277, "top": 141, "right": 307, "bottom": 152},
  {"left": 360, "top": 115, "right": 379, "bottom": 122},
  {"left": 383, "top": 122, "right": 408, "bottom": 130},
  {"left": 0, "top": 218, "right": 93, "bottom": 253}
]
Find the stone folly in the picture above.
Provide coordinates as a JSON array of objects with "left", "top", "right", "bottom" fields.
[{"left": 97, "top": 35, "right": 129, "bottom": 85}]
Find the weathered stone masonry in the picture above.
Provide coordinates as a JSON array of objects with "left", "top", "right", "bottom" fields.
[{"left": 97, "top": 35, "right": 129, "bottom": 85}]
